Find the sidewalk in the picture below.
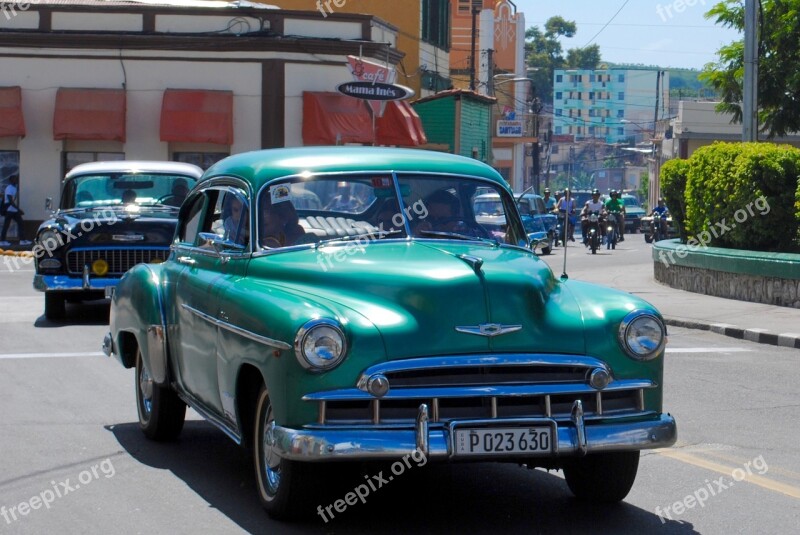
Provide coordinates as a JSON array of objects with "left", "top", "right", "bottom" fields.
[{"left": 575, "top": 258, "right": 800, "bottom": 349}]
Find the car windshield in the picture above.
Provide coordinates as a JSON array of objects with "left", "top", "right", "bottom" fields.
[
  {"left": 62, "top": 173, "right": 199, "bottom": 210},
  {"left": 522, "top": 215, "right": 546, "bottom": 233},
  {"left": 623, "top": 196, "right": 641, "bottom": 207},
  {"left": 256, "top": 174, "right": 528, "bottom": 250}
]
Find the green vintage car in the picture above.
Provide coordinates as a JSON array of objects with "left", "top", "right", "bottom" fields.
[{"left": 103, "top": 147, "right": 676, "bottom": 519}]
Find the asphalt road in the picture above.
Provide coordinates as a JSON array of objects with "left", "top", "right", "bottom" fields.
[{"left": 1, "top": 248, "right": 799, "bottom": 534}]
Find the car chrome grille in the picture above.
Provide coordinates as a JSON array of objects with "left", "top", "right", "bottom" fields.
[
  {"left": 66, "top": 248, "right": 170, "bottom": 275},
  {"left": 305, "top": 355, "right": 651, "bottom": 426}
]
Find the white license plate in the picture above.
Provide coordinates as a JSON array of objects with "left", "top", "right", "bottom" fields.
[{"left": 454, "top": 427, "right": 552, "bottom": 456}]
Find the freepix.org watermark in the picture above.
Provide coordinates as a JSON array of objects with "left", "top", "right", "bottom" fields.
[
  {"left": 315, "top": 199, "right": 428, "bottom": 272},
  {"left": 657, "top": 195, "right": 770, "bottom": 268},
  {"left": 316, "top": 0, "right": 347, "bottom": 18},
  {"left": 2, "top": 0, "right": 34, "bottom": 21},
  {"left": 655, "top": 454, "right": 768, "bottom": 523},
  {"left": 2, "top": 209, "right": 118, "bottom": 273},
  {"left": 1, "top": 458, "right": 116, "bottom": 525},
  {"left": 317, "top": 449, "right": 428, "bottom": 523},
  {"left": 656, "top": 0, "right": 707, "bottom": 22}
]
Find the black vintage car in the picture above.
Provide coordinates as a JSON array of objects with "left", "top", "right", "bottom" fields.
[{"left": 33, "top": 160, "right": 202, "bottom": 319}]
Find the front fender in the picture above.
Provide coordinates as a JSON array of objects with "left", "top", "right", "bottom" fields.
[{"left": 109, "top": 263, "right": 169, "bottom": 385}]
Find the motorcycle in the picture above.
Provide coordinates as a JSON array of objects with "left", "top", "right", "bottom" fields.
[
  {"left": 605, "top": 215, "right": 618, "bottom": 250},
  {"left": 645, "top": 212, "right": 669, "bottom": 243},
  {"left": 584, "top": 211, "right": 603, "bottom": 254}
]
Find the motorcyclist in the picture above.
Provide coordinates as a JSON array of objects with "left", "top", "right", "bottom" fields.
[
  {"left": 604, "top": 190, "right": 626, "bottom": 242},
  {"left": 542, "top": 188, "right": 556, "bottom": 211},
  {"left": 651, "top": 198, "right": 669, "bottom": 237},
  {"left": 580, "top": 188, "right": 606, "bottom": 246}
]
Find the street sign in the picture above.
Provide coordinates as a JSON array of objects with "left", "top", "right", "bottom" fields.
[
  {"left": 497, "top": 120, "right": 524, "bottom": 137},
  {"left": 336, "top": 81, "right": 415, "bottom": 101}
]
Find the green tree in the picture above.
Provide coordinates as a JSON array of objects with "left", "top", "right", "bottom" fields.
[
  {"left": 525, "top": 17, "right": 601, "bottom": 103},
  {"left": 701, "top": 0, "right": 800, "bottom": 137}
]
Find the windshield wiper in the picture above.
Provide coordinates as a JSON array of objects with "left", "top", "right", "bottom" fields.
[
  {"left": 315, "top": 229, "right": 404, "bottom": 248},
  {"left": 417, "top": 230, "right": 500, "bottom": 246}
]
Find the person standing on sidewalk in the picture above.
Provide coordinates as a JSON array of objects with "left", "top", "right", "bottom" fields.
[{"left": 0, "top": 174, "right": 31, "bottom": 246}]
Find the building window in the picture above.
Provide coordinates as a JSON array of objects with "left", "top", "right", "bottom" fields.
[
  {"left": 173, "top": 152, "right": 228, "bottom": 170},
  {"left": 422, "top": 71, "right": 452, "bottom": 92},
  {"left": 555, "top": 92, "right": 563, "bottom": 100},
  {"left": 588, "top": 92, "right": 594, "bottom": 100},
  {"left": 556, "top": 74, "right": 563, "bottom": 83},
  {"left": 617, "top": 127, "right": 625, "bottom": 135},
  {"left": 0, "top": 150, "right": 20, "bottom": 197},
  {"left": 63, "top": 152, "right": 125, "bottom": 175},
  {"left": 590, "top": 74, "right": 596, "bottom": 82},
  {"left": 618, "top": 74, "right": 625, "bottom": 83},
  {"left": 588, "top": 126, "right": 595, "bottom": 135},
  {"left": 555, "top": 109, "right": 563, "bottom": 116},
  {"left": 554, "top": 126, "right": 562, "bottom": 134},
  {"left": 422, "top": 0, "right": 451, "bottom": 50},
  {"left": 618, "top": 92, "right": 625, "bottom": 100},
  {"left": 551, "top": 145, "right": 559, "bottom": 154},
  {"left": 617, "top": 109, "right": 625, "bottom": 118}
]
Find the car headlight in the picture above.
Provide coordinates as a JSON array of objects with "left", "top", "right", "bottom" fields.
[
  {"left": 37, "top": 229, "right": 63, "bottom": 250},
  {"left": 294, "top": 319, "right": 347, "bottom": 372},
  {"left": 618, "top": 310, "right": 666, "bottom": 360}
]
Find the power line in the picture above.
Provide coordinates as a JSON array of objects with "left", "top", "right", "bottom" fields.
[{"left": 582, "top": 0, "right": 631, "bottom": 48}]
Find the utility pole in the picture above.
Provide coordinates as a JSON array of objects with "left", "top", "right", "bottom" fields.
[
  {"left": 469, "top": 7, "right": 479, "bottom": 91},
  {"left": 743, "top": 0, "right": 758, "bottom": 141}
]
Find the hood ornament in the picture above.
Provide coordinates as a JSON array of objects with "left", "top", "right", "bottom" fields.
[
  {"left": 455, "top": 323, "right": 522, "bottom": 337},
  {"left": 112, "top": 234, "right": 145, "bottom": 241}
]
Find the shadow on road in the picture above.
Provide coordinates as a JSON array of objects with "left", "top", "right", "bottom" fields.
[
  {"left": 34, "top": 299, "right": 110, "bottom": 328},
  {"left": 107, "top": 421, "right": 699, "bottom": 535}
]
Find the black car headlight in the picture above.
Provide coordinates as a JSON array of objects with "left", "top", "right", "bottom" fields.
[
  {"left": 618, "top": 310, "right": 666, "bottom": 361},
  {"left": 294, "top": 319, "right": 347, "bottom": 372}
]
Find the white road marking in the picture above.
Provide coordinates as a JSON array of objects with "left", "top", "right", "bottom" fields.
[
  {"left": 0, "top": 351, "right": 105, "bottom": 360},
  {"left": 666, "top": 347, "right": 752, "bottom": 353}
]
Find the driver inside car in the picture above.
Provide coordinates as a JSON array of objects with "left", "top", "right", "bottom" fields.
[
  {"left": 416, "top": 189, "right": 464, "bottom": 233},
  {"left": 260, "top": 193, "right": 306, "bottom": 248}
]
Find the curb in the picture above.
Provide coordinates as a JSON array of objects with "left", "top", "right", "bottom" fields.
[{"left": 663, "top": 317, "right": 800, "bottom": 349}]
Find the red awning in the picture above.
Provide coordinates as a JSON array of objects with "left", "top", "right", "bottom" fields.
[
  {"left": 302, "top": 92, "right": 373, "bottom": 145},
  {"left": 160, "top": 89, "right": 233, "bottom": 145},
  {"left": 376, "top": 100, "right": 427, "bottom": 147},
  {"left": 53, "top": 88, "right": 126, "bottom": 142},
  {"left": 0, "top": 87, "right": 25, "bottom": 138}
]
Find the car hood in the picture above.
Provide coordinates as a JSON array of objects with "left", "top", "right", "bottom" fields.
[
  {"left": 41, "top": 207, "right": 178, "bottom": 248},
  {"left": 248, "top": 241, "right": 589, "bottom": 360}
]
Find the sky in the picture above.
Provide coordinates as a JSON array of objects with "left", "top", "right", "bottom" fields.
[{"left": 516, "top": 0, "right": 743, "bottom": 70}]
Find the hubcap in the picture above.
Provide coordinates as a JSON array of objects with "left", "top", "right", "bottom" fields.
[
  {"left": 261, "top": 405, "right": 281, "bottom": 494},
  {"left": 139, "top": 362, "right": 153, "bottom": 417}
]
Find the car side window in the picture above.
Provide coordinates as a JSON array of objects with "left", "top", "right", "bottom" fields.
[{"left": 178, "top": 194, "right": 207, "bottom": 245}]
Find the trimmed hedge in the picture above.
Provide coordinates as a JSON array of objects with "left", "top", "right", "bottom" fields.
[
  {"left": 660, "top": 158, "right": 690, "bottom": 242},
  {"left": 680, "top": 142, "right": 800, "bottom": 252}
]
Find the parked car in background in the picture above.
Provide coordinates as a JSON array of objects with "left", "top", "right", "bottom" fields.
[
  {"left": 474, "top": 192, "right": 557, "bottom": 243},
  {"left": 521, "top": 214, "right": 552, "bottom": 254},
  {"left": 104, "top": 147, "right": 676, "bottom": 519},
  {"left": 621, "top": 194, "right": 646, "bottom": 233},
  {"left": 33, "top": 161, "right": 203, "bottom": 320}
]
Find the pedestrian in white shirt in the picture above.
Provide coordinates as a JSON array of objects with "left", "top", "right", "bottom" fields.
[{"left": 1, "top": 174, "right": 31, "bottom": 246}]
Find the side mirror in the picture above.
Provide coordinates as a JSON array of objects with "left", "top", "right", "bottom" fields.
[{"left": 45, "top": 197, "right": 53, "bottom": 211}]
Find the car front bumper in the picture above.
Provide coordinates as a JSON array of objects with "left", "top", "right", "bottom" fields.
[
  {"left": 34, "top": 273, "right": 119, "bottom": 293},
  {"left": 270, "top": 407, "right": 677, "bottom": 462}
]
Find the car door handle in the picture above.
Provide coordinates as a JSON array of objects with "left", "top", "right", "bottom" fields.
[{"left": 177, "top": 256, "right": 196, "bottom": 266}]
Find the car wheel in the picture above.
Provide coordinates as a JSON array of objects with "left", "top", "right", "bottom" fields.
[
  {"left": 644, "top": 234, "right": 653, "bottom": 244},
  {"left": 44, "top": 292, "right": 65, "bottom": 321},
  {"left": 542, "top": 246, "right": 552, "bottom": 255},
  {"left": 254, "top": 385, "right": 309, "bottom": 519},
  {"left": 563, "top": 451, "right": 639, "bottom": 502},
  {"left": 135, "top": 350, "right": 185, "bottom": 441}
]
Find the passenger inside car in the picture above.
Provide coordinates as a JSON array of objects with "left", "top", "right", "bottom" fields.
[
  {"left": 260, "top": 192, "right": 306, "bottom": 248},
  {"left": 121, "top": 189, "right": 137, "bottom": 204},
  {"left": 416, "top": 189, "right": 463, "bottom": 233},
  {"left": 222, "top": 195, "right": 249, "bottom": 246}
]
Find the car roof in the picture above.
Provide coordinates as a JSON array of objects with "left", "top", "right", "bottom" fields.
[
  {"left": 203, "top": 146, "right": 509, "bottom": 191},
  {"left": 65, "top": 160, "right": 204, "bottom": 180}
]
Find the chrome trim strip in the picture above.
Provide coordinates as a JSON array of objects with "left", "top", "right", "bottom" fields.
[
  {"left": 270, "top": 414, "right": 677, "bottom": 461},
  {"left": 356, "top": 354, "right": 612, "bottom": 391},
  {"left": 306, "top": 379, "right": 653, "bottom": 402},
  {"left": 176, "top": 390, "right": 242, "bottom": 445},
  {"left": 180, "top": 303, "right": 292, "bottom": 350}
]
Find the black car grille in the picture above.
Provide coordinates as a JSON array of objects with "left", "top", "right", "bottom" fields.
[
  {"left": 66, "top": 248, "right": 170, "bottom": 275},
  {"left": 305, "top": 356, "right": 651, "bottom": 426}
]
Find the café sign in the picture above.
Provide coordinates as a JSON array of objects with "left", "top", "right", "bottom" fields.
[
  {"left": 336, "top": 81, "right": 415, "bottom": 101},
  {"left": 497, "top": 120, "right": 524, "bottom": 137}
]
